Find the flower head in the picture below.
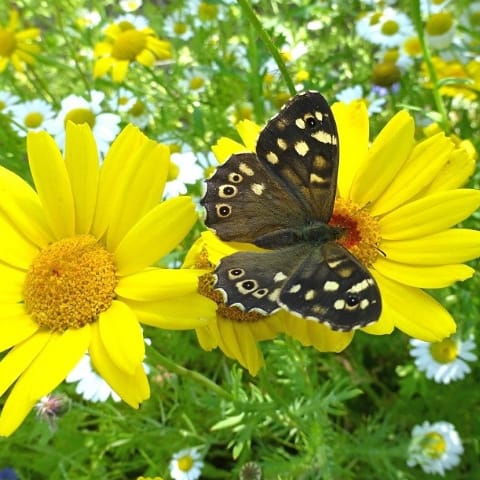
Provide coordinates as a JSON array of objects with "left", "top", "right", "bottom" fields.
[
  {"left": 407, "top": 421, "right": 464, "bottom": 475},
  {"left": 8, "top": 99, "right": 56, "bottom": 136},
  {"left": 0, "top": 10, "right": 40, "bottom": 73},
  {"left": 0, "top": 123, "right": 215, "bottom": 436},
  {"left": 164, "top": 150, "right": 204, "bottom": 198},
  {"left": 425, "top": 11, "right": 456, "bottom": 49},
  {"left": 410, "top": 335, "right": 477, "bottom": 383},
  {"left": 94, "top": 15, "right": 172, "bottom": 82},
  {"left": 169, "top": 447, "right": 204, "bottom": 480},
  {"left": 35, "top": 393, "right": 71, "bottom": 431},
  {"left": 190, "top": 99, "right": 480, "bottom": 375}
]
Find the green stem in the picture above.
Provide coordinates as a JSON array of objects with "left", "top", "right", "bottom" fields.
[
  {"left": 237, "top": 0, "right": 296, "bottom": 96},
  {"left": 149, "top": 348, "right": 234, "bottom": 401},
  {"left": 411, "top": 0, "right": 450, "bottom": 132}
]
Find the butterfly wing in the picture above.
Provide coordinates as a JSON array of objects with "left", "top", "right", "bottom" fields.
[
  {"left": 278, "top": 242, "right": 381, "bottom": 330},
  {"left": 201, "top": 152, "right": 310, "bottom": 244},
  {"left": 213, "top": 245, "right": 310, "bottom": 314},
  {"left": 256, "top": 91, "right": 339, "bottom": 222}
]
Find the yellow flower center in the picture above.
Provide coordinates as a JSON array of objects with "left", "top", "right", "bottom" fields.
[
  {"left": 236, "top": 103, "right": 254, "bottom": 121},
  {"left": 112, "top": 29, "right": 147, "bottom": 61},
  {"left": 177, "top": 455, "right": 194, "bottom": 472},
  {"left": 198, "top": 3, "right": 219, "bottom": 21},
  {"left": 24, "top": 111, "right": 44, "bottom": 128},
  {"left": 381, "top": 19, "right": 399, "bottom": 36},
  {"left": 129, "top": 100, "right": 145, "bottom": 117},
  {"left": 383, "top": 49, "right": 399, "bottom": 63},
  {"left": 426, "top": 12, "right": 453, "bottom": 36},
  {"left": 330, "top": 198, "right": 381, "bottom": 268},
  {"left": 0, "top": 29, "right": 16, "bottom": 57},
  {"left": 167, "top": 160, "right": 180, "bottom": 181},
  {"left": 64, "top": 108, "right": 96, "bottom": 128},
  {"left": 189, "top": 76, "right": 205, "bottom": 90},
  {"left": 403, "top": 36, "right": 421, "bottom": 56},
  {"left": 174, "top": 22, "right": 188, "bottom": 35},
  {"left": 420, "top": 432, "right": 447, "bottom": 459},
  {"left": 429, "top": 338, "right": 458, "bottom": 363},
  {"left": 23, "top": 235, "right": 117, "bottom": 332},
  {"left": 371, "top": 61, "right": 401, "bottom": 87}
]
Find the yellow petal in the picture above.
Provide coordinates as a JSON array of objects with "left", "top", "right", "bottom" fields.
[
  {"left": 0, "top": 263, "right": 25, "bottom": 302},
  {"left": 332, "top": 101, "right": 369, "bottom": 198},
  {"left": 125, "top": 294, "right": 215, "bottom": 329},
  {"left": 0, "top": 211, "right": 40, "bottom": 269},
  {"left": 424, "top": 143, "right": 476, "bottom": 193},
  {"left": 93, "top": 56, "right": 113, "bottom": 77},
  {"left": 350, "top": 111, "right": 415, "bottom": 207},
  {"left": 374, "top": 271, "right": 456, "bottom": 341},
  {"left": 379, "top": 189, "right": 480, "bottom": 240},
  {"left": 64, "top": 123, "right": 99, "bottom": 234},
  {"left": 370, "top": 133, "right": 454, "bottom": 216},
  {"left": 0, "top": 327, "right": 90, "bottom": 437},
  {"left": 114, "top": 196, "right": 197, "bottom": 276},
  {"left": 183, "top": 231, "right": 238, "bottom": 268},
  {"left": 217, "top": 319, "right": 263, "bottom": 376},
  {"left": 235, "top": 120, "right": 262, "bottom": 151},
  {"left": 0, "top": 330, "right": 51, "bottom": 399},
  {"left": 112, "top": 60, "right": 130, "bottom": 82},
  {"left": 27, "top": 131, "right": 75, "bottom": 240},
  {"left": 374, "top": 257, "right": 474, "bottom": 288},
  {"left": 116, "top": 268, "right": 206, "bottom": 301},
  {"left": 0, "top": 305, "right": 38, "bottom": 352},
  {"left": 211, "top": 138, "right": 251, "bottom": 163},
  {"left": 98, "top": 301, "right": 144, "bottom": 375},
  {"left": 89, "top": 322, "right": 149, "bottom": 408},
  {"left": 381, "top": 229, "right": 480, "bottom": 265},
  {"left": 283, "top": 313, "right": 354, "bottom": 351},
  {"left": 105, "top": 141, "right": 169, "bottom": 250},
  {"left": 0, "top": 166, "right": 52, "bottom": 248},
  {"left": 92, "top": 125, "right": 148, "bottom": 239}
]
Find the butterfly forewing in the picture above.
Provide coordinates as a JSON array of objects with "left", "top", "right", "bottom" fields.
[
  {"left": 256, "top": 91, "right": 339, "bottom": 222},
  {"left": 201, "top": 152, "right": 309, "bottom": 243}
]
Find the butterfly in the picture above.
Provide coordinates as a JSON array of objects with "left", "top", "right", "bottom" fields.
[{"left": 200, "top": 91, "right": 381, "bottom": 331}]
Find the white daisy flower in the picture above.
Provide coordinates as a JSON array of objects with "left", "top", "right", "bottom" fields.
[
  {"left": 409, "top": 335, "right": 477, "bottom": 384},
  {"left": 66, "top": 354, "right": 122, "bottom": 402},
  {"left": 108, "top": 88, "right": 150, "bottom": 128},
  {"left": 44, "top": 91, "right": 121, "bottom": 156},
  {"left": 8, "top": 99, "right": 56, "bottom": 136},
  {"left": 407, "top": 421, "right": 464, "bottom": 475},
  {"left": 75, "top": 8, "right": 102, "bottom": 29},
  {"left": 169, "top": 447, "right": 204, "bottom": 480},
  {"left": 425, "top": 11, "right": 456, "bottom": 50},
  {"left": 365, "top": 8, "right": 416, "bottom": 48},
  {"left": 119, "top": 0, "right": 143, "bottom": 13},
  {"left": 335, "top": 85, "right": 387, "bottom": 115},
  {"left": 0, "top": 91, "right": 20, "bottom": 113},
  {"left": 164, "top": 151, "right": 204, "bottom": 198},
  {"left": 110, "top": 13, "right": 149, "bottom": 31},
  {"left": 164, "top": 15, "right": 194, "bottom": 40}
]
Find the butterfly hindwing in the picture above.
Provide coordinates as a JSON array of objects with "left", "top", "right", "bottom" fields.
[
  {"left": 278, "top": 242, "right": 381, "bottom": 330},
  {"left": 214, "top": 245, "right": 311, "bottom": 315},
  {"left": 201, "top": 152, "right": 309, "bottom": 243},
  {"left": 256, "top": 91, "right": 339, "bottom": 222}
]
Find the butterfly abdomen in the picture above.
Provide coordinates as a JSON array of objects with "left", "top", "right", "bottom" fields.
[{"left": 254, "top": 222, "right": 343, "bottom": 249}]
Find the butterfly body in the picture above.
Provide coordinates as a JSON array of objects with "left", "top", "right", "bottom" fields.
[{"left": 201, "top": 91, "right": 381, "bottom": 331}]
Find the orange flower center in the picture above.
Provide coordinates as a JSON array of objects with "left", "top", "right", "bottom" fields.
[
  {"left": 0, "top": 29, "right": 16, "bottom": 57},
  {"left": 330, "top": 198, "right": 381, "bottom": 268},
  {"left": 24, "top": 235, "right": 117, "bottom": 331},
  {"left": 111, "top": 29, "right": 147, "bottom": 61}
]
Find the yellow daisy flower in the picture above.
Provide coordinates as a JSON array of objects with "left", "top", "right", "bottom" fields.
[
  {"left": 0, "top": 123, "right": 215, "bottom": 436},
  {"left": 93, "top": 18, "right": 172, "bottom": 82},
  {"left": 0, "top": 10, "right": 40, "bottom": 73},
  {"left": 186, "top": 100, "right": 480, "bottom": 376}
]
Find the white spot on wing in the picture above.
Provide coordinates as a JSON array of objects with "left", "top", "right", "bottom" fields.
[
  {"left": 266, "top": 151, "right": 279, "bottom": 164},
  {"left": 334, "top": 299, "right": 345, "bottom": 310},
  {"left": 239, "top": 162, "right": 254, "bottom": 176},
  {"left": 288, "top": 284, "right": 302, "bottom": 293},
  {"left": 277, "top": 138, "right": 288, "bottom": 150},
  {"left": 305, "top": 290, "right": 315, "bottom": 300},
  {"left": 348, "top": 279, "right": 372, "bottom": 294},
  {"left": 311, "top": 130, "right": 337, "bottom": 145},
  {"left": 274, "top": 272, "right": 287, "bottom": 282},
  {"left": 250, "top": 183, "right": 265, "bottom": 195},
  {"left": 294, "top": 141, "right": 309, "bottom": 156},
  {"left": 324, "top": 281, "right": 339, "bottom": 291},
  {"left": 295, "top": 118, "right": 306, "bottom": 129}
]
